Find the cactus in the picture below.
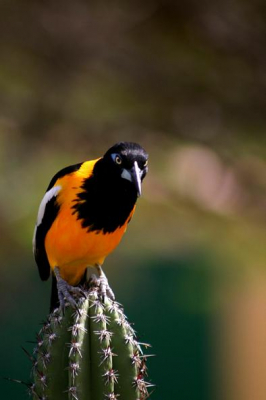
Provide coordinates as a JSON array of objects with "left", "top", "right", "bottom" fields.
[{"left": 29, "top": 282, "right": 154, "bottom": 400}]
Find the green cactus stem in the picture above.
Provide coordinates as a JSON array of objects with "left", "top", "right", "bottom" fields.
[{"left": 29, "top": 284, "right": 154, "bottom": 400}]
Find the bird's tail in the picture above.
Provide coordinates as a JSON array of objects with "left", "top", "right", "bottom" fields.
[{"left": 50, "top": 275, "right": 59, "bottom": 312}]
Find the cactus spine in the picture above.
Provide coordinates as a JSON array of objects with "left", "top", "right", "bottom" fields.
[{"left": 30, "top": 285, "right": 153, "bottom": 399}]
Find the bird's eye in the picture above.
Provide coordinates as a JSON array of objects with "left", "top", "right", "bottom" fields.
[
  {"left": 115, "top": 155, "right": 122, "bottom": 165},
  {"left": 143, "top": 160, "right": 148, "bottom": 167}
]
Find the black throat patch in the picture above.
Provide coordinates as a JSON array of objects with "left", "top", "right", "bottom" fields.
[{"left": 71, "top": 159, "right": 138, "bottom": 234}]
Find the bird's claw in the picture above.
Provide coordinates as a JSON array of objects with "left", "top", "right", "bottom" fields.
[
  {"left": 98, "top": 273, "right": 115, "bottom": 302},
  {"left": 89, "top": 269, "right": 115, "bottom": 302},
  {"left": 54, "top": 267, "right": 87, "bottom": 313}
]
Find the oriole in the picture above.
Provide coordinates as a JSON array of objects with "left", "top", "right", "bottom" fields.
[{"left": 33, "top": 142, "right": 148, "bottom": 310}]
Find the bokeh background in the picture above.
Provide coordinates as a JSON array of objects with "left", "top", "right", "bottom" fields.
[{"left": 1, "top": 1, "right": 266, "bottom": 399}]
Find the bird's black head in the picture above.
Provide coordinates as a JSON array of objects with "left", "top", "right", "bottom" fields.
[{"left": 103, "top": 142, "right": 148, "bottom": 196}]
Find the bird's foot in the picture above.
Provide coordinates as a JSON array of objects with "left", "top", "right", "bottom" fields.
[
  {"left": 54, "top": 267, "right": 86, "bottom": 312},
  {"left": 98, "top": 272, "right": 115, "bottom": 301},
  {"left": 92, "top": 265, "right": 115, "bottom": 302}
]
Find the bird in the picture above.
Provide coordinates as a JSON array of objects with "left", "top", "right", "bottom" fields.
[{"left": 33, "top": 142, "right": 148, "bottom": 311}]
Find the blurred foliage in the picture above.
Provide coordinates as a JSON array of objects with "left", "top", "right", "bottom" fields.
[{"left": 1, "top": 1, "right": 266, "bottom": 399}]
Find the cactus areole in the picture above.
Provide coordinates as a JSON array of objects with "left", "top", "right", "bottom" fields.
[{"left": 30, "top": 285, "right": 154, "bottom": 400}]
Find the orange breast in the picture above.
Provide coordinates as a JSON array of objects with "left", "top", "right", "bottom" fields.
[{"left": 44, "top": 161, "right": 135, "bottom": 285}]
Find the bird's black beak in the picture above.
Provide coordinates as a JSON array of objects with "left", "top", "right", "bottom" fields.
[
  {"left": 121, "top": 161, "right": 142, "bottom": 196},
  {"left": 130, "top": 161, "right": 142, "bottom": 197}
]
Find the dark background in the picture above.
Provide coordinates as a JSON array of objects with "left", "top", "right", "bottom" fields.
[{"left": 1, "top": 1, "right": 266, "bottom": 399}]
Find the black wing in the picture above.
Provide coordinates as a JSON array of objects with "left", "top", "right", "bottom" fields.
[
  {"left": 33, "top": 190, "right": 60, "bottom": 280},
  {"left": 33, "top": 163, "right": 83, "bottom": 281}
]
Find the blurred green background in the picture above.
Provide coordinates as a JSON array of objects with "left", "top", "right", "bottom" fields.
[{"left": 1, "top": 1, "right": 266, "bottom": 399}]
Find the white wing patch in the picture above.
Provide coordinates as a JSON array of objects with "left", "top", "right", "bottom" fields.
[
  {"left": 32, "top": 185, "right": 61, "bottom": 252},
  {"left": 36, "top": 185, "right": 61, "bottom": 226}
]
